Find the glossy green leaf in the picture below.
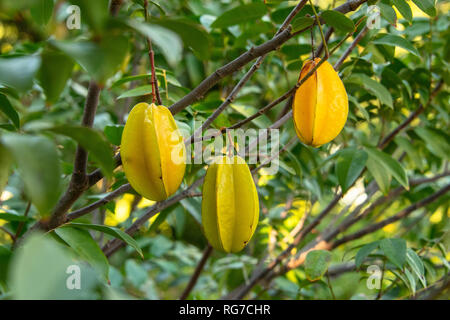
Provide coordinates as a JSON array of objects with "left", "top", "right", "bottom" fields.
[
  {"left": 152, "top": 19, "right": 211, "bottom": 60},
  {"left": 0, "top": 213, "right": 32, "bottom": 222},
  {"left": 393, "top": 0, "right": 412, "bottom": 23},
  {"left": 50, "top": 35, "right": 128, "bottom": 83},
  {"left": 355, "top": 241, "right": 380, "bottom": 268},
  {"left": 1, "top": 134, "right": 61, "bottom": 216},
  {"left": 305, "top": 250, "right": 332, "bottom": 281},
  {"left": 321, "top": 10, "right": 354, "bottom": 33},
  {"left": 0, "top": 94, "right": 19, "bottom": 128},
  {"left": 0, "top": 144, "right": 12, "bottom": 194},
  {"left": 127, "top": 20, "right": 182, "bottom": 67},
  {"left": 346, "top": 74, "right": 393, "bottom": 108},
  {"left": 66, "top": 223, "right": 143, "bottom": 258},
  {"left": 378, "top": 2, "right": 397, "bottom": 25},
  {"left": 380, "top": 238, "right": 406, "bottom": 269},
  {"left": 104, "top": 125, "right": 124, "bottom": 146},
  {"left": 291, "top": 16, "right": 314, "bottom": 32},
  {"left": 211, "top": 3, "right": 267, "bottom": 29},
  {"left": 406, "top": 248, "right": 426, "bottom": 287},
  {"left": 10, "top": 233, "right": 100, "bottom": 299},
  {"left": 55, "top": 227, "right": 109, "bottom": 282},
  {"left": 366, "top": 156, "right": 391, "bottom": 194},
  {"left": 48, "top": 125, "right": 114, "bottom": 178},
  {"left": 365, "top": 147, "right": 409, "bottom": 190},
  {"left": 117, "top": 85, "right": 153, "bottom": 99},
  {"left": 411, "top": 0, "right": 436, "bottom": 17},
  {"left": 336, "top": 148, "right": 368, "bottom": 193},
  {"left": 415, "top": 127, "right": 450, "bottom": 160},
  {"left": 373, "top": 34, "right": 420, "bottom": 58},
  {"left": 38, "top": 49, "right": 74, "bottom": 104},
  {"left": 30, "top": 0, "right": 54, "bottom": 25},
  {"left": 0, "top": 55, "right": 41, "bottom": 92}
]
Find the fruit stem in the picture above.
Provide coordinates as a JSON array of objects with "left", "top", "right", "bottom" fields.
[
  {"left": 144, "top": 0, "right": 162, "bottom": 105},
  {"left": 309, "top": 0, "right": 329, "bottom": 59}
]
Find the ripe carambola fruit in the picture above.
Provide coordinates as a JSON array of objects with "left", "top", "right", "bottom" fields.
[
  {"left": 202, "top": 156, "right": 259, "bottom": 253},
  {"left": 121, "top": 103, "right": 186, "bottom": 201},
  {"left": 293, "top": 58, "right": 348, "bottom": 147}
]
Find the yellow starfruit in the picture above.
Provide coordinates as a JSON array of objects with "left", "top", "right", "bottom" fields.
[
  {"left": 293, "top": 58, "right": 348, "bottom": 147},
  {"left": 121, "top": 103, "right": 186, "bottom": 201},
  {"left": 202, "top": 156, "right": 259, "bottom": 253}
]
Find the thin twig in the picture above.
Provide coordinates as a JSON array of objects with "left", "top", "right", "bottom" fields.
[
  {"left": 14, "top": 201, "right": 31, "bottom": 240},
  {"left": 180, "top": 244, "right": 213, "bottom": 300},
  {"left": 144, "top": 0, "right": 162, "bottom": 105}
]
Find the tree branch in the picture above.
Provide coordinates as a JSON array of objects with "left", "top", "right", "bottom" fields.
[
  {"left": 331, "top": 184, "right": 450, "bottom": 248},
  {"left": 179, "top": 244, "right": 213, "bottom": 300}
]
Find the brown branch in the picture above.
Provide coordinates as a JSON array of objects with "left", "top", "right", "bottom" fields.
[
  {"left": 179, "top": 244, "right": 213, "bottom": 300},
  {"left": 333, "top": 25, "right": 368, "bottom": 70},
  {"left": 47, "top": 81, "right": 101, "bottom": 229},
  {"left": 169, "top": 28, "right": 292, "bottom": 115},
  {"left": 102, "top": 179, "right": 204, "bottom": 256},
  {"left": 169, "top": 0, "right": 369, "bottom": 115},
  {"left": 331, "top": 184, "right": 450, "bottom": 248},
  {"left": 109, "top": 0, "right": 123, "bottom": 16},
  {"left": 14, "top": 201, "right": 31, "bottom": 240},
  {"left": 0, "top": 226, "right": 15, "bottom": 242},
  {"left": 66, "top": 183, "right": 133, "bottom": 221},
  {"left": 377, "top": 79, "right": 444, "bottom": 149}
]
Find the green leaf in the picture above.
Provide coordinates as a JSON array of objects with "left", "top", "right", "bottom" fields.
[
  {"left": 50, "top": 35, "right": 128, "bottom": 83},
  {"left": 65, "top": 223, "right": 143, "bottom": 259},
  {"left": 0, "top": 94, "right": 19, "bottom": 128},
  {"left": 117, "top": 85, "right": 153, "bottom": 99},
  {"left": 415, "top": 127, "right": 450, "bottom": 160},
  {"left": 0, "top": 55, "right": 41, "bottom": 92},
  {"left": 404, "top": 268, "right": 416, "bottom": 295},
  {"left": 9, "top": 233, "right": 100, "bottom": 299},
  {"left": 211, "top": 3, "right": 267, "bottom": 29},
  {"left": 0, "top": 213, "right": 32, "bottom": 222},
  {"left": 104, "top": 125, "right": 124, "bottom": 146},
  {"left": 411, "top": 0, "right": 436, "bottom": 17},
  {"left": 380, "top": 238, "right": 406, "bottom": 269},
  {"left": 346, "top": 74, "right": 393, "bottom": 108},
  {"left": 366, "top": 156, "right": 391, "bottom": 194},
  {"left": 291, "top": 16, "right": 314, "bottom": 33},
  {"left": 152, "top": 19, "right": 211, "bottom": 60},
  {"left": 127, "top": 20, "right": 182, "bottom": 67},
  {"left": 304, "top": 250, "right": 332, "bottom": 281},
  {"left": 378, "top": 2, "right": 397, "bottom": 25},
  {"left": 321, "top": 10, "right": 354, "bottom": 33},
  {"left": 393, "top": 0, "right": 412, "bottom": 23},
  {"left": 0, "top": 144, "right": 12, "bottom": 194},
  {"left": 1, "top": 134, "right": 62, "bottom": 216},
  {"left": 395, "top": 136, "right": 424, "bottom": 170},
  {"left": 372, "top": 34, "right": 420, "bottom": 58},
  {"left": 355, "top": 241, "right": 380, "bottom": 268},
  {"left": 406, "top": 248, "right": 426, "bottom": 287},
  {"left": 48, "top": 125, "right": 114, "bottom": 178},
  {"left": 30, "top": 0, "right": 54, "bottom": 25},
  {"left": 37, "top": 49, "right": 74, "bottom": 104},
  {"left": 55, "top": 227, "right": 109, "bottom": 282},
  {"left": 336, "top": 148, "right": 368, "bottom": 193},
  {"left": 365, "top": 147, "right": 409, "bottom": 190},
  {"left": 111, "top": 70, "right": 181, "bottom": 88}
]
